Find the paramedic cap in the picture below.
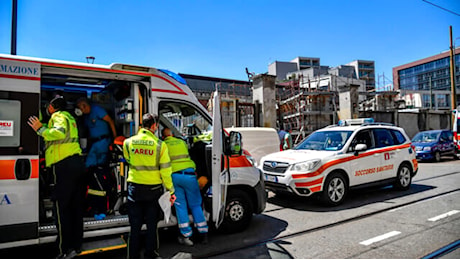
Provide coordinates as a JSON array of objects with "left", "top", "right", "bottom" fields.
[
  {"left": 142, "top": 113, "right": 158, "bottom": 128},
  {"left": 50, "top": 95, "right": 67, "bottom": 111}
]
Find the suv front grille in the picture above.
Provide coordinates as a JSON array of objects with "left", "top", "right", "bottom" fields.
[{"left": 263, "top": 161, "right": 290, "bottom": 174}]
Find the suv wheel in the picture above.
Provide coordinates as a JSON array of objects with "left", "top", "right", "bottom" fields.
[
  {"left": 219, "top": 190, "right": 253, "bottom": 233},
  {"left": 320, "top": 172, "right": 348, "bottom": 206},
  {"left": 394, "top": 163, "right": 412, "bottom": 190}
]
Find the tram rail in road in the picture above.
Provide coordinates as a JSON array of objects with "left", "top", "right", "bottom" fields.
[{"left": 195, "top": 171, "right": 460, "bottom": 259}]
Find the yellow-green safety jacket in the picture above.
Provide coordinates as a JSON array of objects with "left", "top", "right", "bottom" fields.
[
  {"left": 163, "top": 136, "right": 196, "bottom": 173},
  {"left": 37, "top": 111, "right": 81, "bottom": 167},
  {"left": 123, "top": 128, "right": 174, "bottom": 194}
]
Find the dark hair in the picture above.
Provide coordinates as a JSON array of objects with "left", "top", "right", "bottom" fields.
[
  {"left": 76, "top": 97, "right": 90, "bottom": 106},
  {"left": 50, "top": 95, "right": 67, "bottom": 111},
  {"left": 142, "top": 113, "right": 158, "bottom": 128}
]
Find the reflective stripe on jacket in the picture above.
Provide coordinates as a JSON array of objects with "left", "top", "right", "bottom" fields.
[
  {"left": 163, "top": 136, "right": 196, "bottom": 173},
  {"left": 38, "top": 111, "right": 81, "bottom": 166},
  {"left": 123, "top": 129, "right": 174, "bottom": 193}
]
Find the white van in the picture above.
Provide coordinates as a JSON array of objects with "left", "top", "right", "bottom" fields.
[
  {"left": 0, "top": 54, "right": 266, "bottom": 252},
  {"left": 225, "top": 127, "right": 280, "bottom": 167}
]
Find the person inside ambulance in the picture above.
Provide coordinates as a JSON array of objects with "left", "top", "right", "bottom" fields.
[
  {"left": 28, "top": 95, "right": 85, "bottom": 259},
  {"left": 76, "top": 97, "right": 117, "bottom": 220}
]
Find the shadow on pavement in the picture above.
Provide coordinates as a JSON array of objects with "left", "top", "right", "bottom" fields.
[{"left": 267, "top": 183, "right": 436, "bottom": 213}]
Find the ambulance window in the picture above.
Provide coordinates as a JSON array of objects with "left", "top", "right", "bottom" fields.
[
  {"left": 158, "top": 101, "right": 211, "bottom": 139},
  {"left": 349, "top": 129, "right": 373, "bottom": 152},
  {"left": 0, "top": 99, "right": 21, "bottom": 147},
  {"left": 373, "top": 129, "right": 395, "bottom": 148},
  {"left": 391, "top": 129, "right": 406, "bottom": 145}
]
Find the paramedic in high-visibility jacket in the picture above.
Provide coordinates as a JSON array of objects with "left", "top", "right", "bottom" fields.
[
  {"left": 123, "top": 113, "right": 176, "bottom": 259},
  {"left": 28, "top": 95, "right": 85, "bottom": 259},
  {"left": 162, "top": 127, "right": 209, "bottom": 246}
]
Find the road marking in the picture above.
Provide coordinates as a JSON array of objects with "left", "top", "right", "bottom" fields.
[
  {"left": 428, "top": 210, "right": 460, "bottom": 222},
  {"left": 388, "top": 191, "right": 460, "bottom": 212},
  {"left": 359, "top": 231, "right": 401, "bottom": 246}
]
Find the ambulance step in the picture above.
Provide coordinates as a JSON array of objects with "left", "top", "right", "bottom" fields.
[{"left": 78, "top": 236, "right": 127, "bottom": 256}]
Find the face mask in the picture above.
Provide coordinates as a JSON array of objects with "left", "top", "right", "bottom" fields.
[{"left": 75, "top": 108, "right": 83, "bottom": 116}]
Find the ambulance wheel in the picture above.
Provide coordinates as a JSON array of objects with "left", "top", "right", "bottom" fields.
[
  {"left": 393, "top": 163, "right": 412, "bottom": 191},
  {"left": 219, "top": 190, "right": 253, "bottom": 233},
  {"left": 320, "top": 172, "right": 348, "bottom": 206}
]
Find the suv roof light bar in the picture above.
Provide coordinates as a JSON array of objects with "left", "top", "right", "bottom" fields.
[{"left": 338, "top": 118, "right": 374, "bottom": 126}]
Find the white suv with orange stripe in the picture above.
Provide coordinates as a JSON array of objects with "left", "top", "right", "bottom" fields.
[{"left": 260, "top": 119, "right": 418, "bottom": 206}]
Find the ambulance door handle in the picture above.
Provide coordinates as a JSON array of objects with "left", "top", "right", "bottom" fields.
[{"left": 15, "top": 158, "right": 31, "bottom": 180}]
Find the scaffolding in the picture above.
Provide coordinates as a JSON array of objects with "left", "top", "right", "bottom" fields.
[{"left": 277, "top": 75, "right": 337, "bottom": 144}]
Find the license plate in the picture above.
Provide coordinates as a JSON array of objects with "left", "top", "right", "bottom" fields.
[{"left": 264, "top": 174, "right": 278, "bottom": 183}]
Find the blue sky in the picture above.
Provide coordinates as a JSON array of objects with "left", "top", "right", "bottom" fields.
[{"left": 1, "top": 0, "right": 459, "bottom": 87}]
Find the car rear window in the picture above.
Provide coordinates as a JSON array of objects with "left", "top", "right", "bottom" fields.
[{"left": 391, "top": 129, "right": 406, "bottom": 145}]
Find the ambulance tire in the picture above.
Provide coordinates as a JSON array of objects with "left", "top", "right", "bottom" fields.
[
  {"left": 393, "top": 163, "right": 412, "bottom": 191},
  {"left": 219, "top": 190, "right": 253, "bottom": 233},
  {"left": 320, "top": 172, "right": 348, "bottom": 206}
]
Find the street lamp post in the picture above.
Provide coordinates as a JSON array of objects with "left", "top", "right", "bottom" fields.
[{"left": 11, "top": 0, "right": 17, "bottom": 55}]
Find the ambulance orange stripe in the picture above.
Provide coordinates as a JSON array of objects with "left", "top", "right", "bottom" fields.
[
  {"left": 225, "top": 156, "right": 253, "bottom": 168},
  {"left": 295, "top": 177, "right": 324, "bottom": 187},
  {"left": 292, "top": 143, "right": 412, "bottom": 179},
  {"left": 0, "top": 73, "right": 40, "bottom": 81},
  {"left": 310, "top": 186, "right": 322, "bottom": 192},
  {"left": 412, "top": 159, "right": 418, "bottom": 171},
  {"left": 0, "top": 159, "right": 39, "bottom": 180}
]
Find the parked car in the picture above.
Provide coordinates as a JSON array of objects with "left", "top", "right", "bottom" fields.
[
  {"left": 411, "top": 129, "right": 457, "bottom": 162},
  {"left": 259, "top": 118, "right": 418, "bottom": 206}
]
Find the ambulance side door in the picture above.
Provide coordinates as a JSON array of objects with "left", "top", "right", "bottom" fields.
[
  {"left": 348, "top": 129, "right": 382, "bottom": 185},
  {"left": 0, "top": 58, "right": 40, "bottom": 245}
]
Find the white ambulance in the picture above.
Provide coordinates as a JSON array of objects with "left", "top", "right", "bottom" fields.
[
  {"left": 0, "top": 54, "right": 266, "bottom": 252},
  {"left": 260, "top": 118, "right": 418, "bottom": 206}
]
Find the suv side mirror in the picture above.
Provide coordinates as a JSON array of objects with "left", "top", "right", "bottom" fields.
[
  {"left": 354, "top": 143, "right": 367, "bottom": 156},
  {"left": 224, "top": 131, "right": 243, "bottom": 156}
]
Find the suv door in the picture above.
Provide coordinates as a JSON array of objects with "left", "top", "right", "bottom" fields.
[
  {"left": 373, "top": 128, "right": 401, "bottom": 180},
  {"left": 348, "top": 129, "right": 382, "bottom": 185}
]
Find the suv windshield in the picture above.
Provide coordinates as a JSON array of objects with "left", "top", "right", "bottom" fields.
[
  {"left": 412, "top": 131, "right": 440, "bottom": 143},
  {"left": 295, "top": 130, "right": 353, "bottom": 151}
]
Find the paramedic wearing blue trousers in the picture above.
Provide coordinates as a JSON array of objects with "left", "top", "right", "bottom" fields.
[
  {"left": 123, "top": 114, "right": 176, "bottom": 259},
  {"left": 28, "top": 96, "right": 85, "bottom": 259},
  {"left": 162, "top": 128, "right": 209, "bottom": 246},
  {"left": 76, "top": 97, "right": 117, "bottom": 220}
]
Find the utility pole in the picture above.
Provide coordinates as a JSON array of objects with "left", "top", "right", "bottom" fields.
[
  {"left": 429, "top": 75, "right": 433, "bottom": 110},
  {"left": 450, "top": 26, "right": 457, "bottom": 110},
  {"left": 11, "top": 0, "right": 17, "bottom": 55}
]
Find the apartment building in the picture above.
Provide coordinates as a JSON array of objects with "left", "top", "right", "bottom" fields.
[{"left": 393, "top": 47, "right": 460, "bottom": 109}]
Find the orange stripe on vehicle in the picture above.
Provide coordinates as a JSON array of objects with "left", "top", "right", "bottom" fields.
[
  {"left": 0, "top": 159, "right": 39, "bottom": 180},
  {"left": 295, "top": 177, "right": 324, "bottom": 187},
  {"left": 292, "top": 144, "right": 411, "bottom": 179},
  {"left": 310, "top": 186, "right": 322, "bottom": 193},
  {"left": 0, "top": 73, "right": 40, "bottom": 81},
  {"left": 412, "top": 159, "right": 418, "bottom": 171},
  {"left": 226, "top": 156, "right": 253, "bottom": 168}
]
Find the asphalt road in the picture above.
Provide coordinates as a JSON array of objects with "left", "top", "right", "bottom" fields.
[{"left": 2, "top": 158, "right": 459, "bottom": 258}]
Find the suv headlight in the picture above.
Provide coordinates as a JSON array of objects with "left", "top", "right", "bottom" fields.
[
  {"left": 291, "top": 159, "right": 321, "bottom": 172},
  {"left": 423, "top": 146, "right": 432, "bottom": 151}
]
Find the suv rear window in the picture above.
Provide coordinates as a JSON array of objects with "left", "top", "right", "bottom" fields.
[
  {"left": 391, "top": 129, "right": 406, "bottom": 145},
  {"left": 373, "top": 128, "right": 395, "bottom": 148}
]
